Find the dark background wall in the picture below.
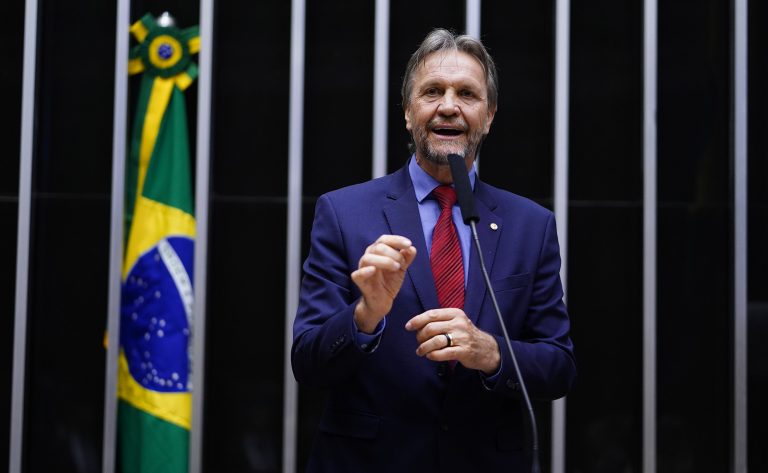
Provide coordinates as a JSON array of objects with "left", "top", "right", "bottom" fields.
[
  {"left": 748, "top": 1, "right": 768, "bottom": 471},
  {"left": 27, "top": 0, "right": 118, "bottom": 470},
  {"left": 0, "top": 0, "right": 23, "bottom": 471},
  {"left": 566, "top": 0, "right": 644, "bottom": 471},
  {"left": 657, "top": 1, "right": 732, "bottom": 470},
  {"left": 1, "top": 1, "right": 764, "bottom": 473}
]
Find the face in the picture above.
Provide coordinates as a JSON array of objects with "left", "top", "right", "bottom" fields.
[{"left": 405, "top": 50, "right": 495, "bottom": 166}]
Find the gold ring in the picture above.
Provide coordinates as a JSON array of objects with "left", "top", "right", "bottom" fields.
[{"left": 444, "top": 333, "right": 453, "bottom": 348}]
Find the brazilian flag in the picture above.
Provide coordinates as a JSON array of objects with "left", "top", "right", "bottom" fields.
[{"left": 118, "top": 14, "right": 199, "bottom": 473}]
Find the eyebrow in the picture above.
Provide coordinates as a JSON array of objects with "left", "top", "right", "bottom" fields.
[{"left": 418, "top": 79, "right": 481, "bottom": 91}]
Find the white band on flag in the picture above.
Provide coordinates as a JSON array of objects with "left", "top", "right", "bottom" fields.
[
  {"left": 158, "top": 237, "right": 194, "bottom": 322},
  {"left": 158, "top": 237, "right": 195, "bottom": 387}
]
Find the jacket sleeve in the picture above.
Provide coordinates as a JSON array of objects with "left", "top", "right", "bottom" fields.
[
  {"left": 485, "top": 212, "right": 577, "bottom": 400},
  {"left": 291, "top": 194, "right": 374, "bottom": 388}
]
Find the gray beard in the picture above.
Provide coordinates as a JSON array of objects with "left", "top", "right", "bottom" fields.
[
  {"left": 418, "top": 143, "right": 462, "bottom": 165},
  {"left": 414, "top": 129, "right": 483, "bottom": 165}
]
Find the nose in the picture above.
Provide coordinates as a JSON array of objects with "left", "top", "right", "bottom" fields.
[{"left": 437, "top": 91, "right": 460, "bottom": 116}]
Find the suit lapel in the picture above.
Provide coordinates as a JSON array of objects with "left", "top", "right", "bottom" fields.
[
  {"left": 382, "top": 168, "right": 439, "bottom": 311},
  {"left": 463, "top": 182, "right": 502, "bottom": 324}
]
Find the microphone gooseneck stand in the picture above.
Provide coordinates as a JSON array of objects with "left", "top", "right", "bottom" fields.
[
  {"left": 447, "top": 154, "right": 541, "bottom": 473},
  {"left": 468, "top": 219, "right": 541, "bottom": 473}
]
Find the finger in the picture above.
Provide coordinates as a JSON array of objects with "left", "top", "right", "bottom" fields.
[
  {"left": 405, "top": 308, "right": 462, "bottom": 331},
  {"left": 374, "top": 235, "right": 413, "bottom": 250},
  {"left": 366, "top": 242, "right": 408, "bottom": 265},
  {"left": 415, "top": 333, "right": 455, "bottom": 357},
  {"left": 399, "top": 246, "right": 418, "bottom": 271},
  {"left": 413, "top": 321, "right": 455, "bottom": 344},
  {"left": 358, "top": 253, "right": 403, "bottom": 272},
  {"left": 425, "top": 346, "right": 462, "bottom": 362},
  {"left": 351, "top": 265, "right": 376, "bottom": 284}
]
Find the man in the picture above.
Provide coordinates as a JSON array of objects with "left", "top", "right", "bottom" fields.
[{"left": 292, "top": 28, "right": 576, "bottom": 473}]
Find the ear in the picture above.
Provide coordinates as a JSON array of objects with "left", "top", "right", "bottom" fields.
[{"left": 404, "top": 107, "right": 412, "bottom": 131}]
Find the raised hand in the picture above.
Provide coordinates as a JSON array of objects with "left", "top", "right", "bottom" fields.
[{"left": 351, "top": 235, "right": 417, "bottom": 333}]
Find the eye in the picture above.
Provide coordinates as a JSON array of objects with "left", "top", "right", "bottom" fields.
[
  {"left": 459, "top": 89, "right": 475, "bottom": 99},
  {"left": 424, "top": 87, "right": 440, "bottom": 97}
]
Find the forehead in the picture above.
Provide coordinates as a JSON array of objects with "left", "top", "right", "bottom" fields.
[{"left": 413, "top": 50, "right": 487, "bottom": 87}]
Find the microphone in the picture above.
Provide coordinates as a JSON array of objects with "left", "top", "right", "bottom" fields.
[
  {"left": 446, "top": 154, "right": 479, "bottom": 223},
  {"left": 447, "top": 153, "right": 542, "bottom": 473}
]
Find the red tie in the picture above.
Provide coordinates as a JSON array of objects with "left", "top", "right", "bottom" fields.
[{"left": 430, "top": 185, "right": 464, "bottom": 309}]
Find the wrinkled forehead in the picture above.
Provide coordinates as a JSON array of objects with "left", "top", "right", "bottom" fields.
[
  {"left": 418, "top": 50, "right": 486, "bottom": 79},
  {"left": 424, "top": 49, "right": 485, "bottom": 73}
]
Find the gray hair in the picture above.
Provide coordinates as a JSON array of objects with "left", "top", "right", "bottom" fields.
[{"left": 401, "top": 28, "right": 498, "bottom": 112}]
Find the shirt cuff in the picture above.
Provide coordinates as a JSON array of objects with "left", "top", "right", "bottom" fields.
[
  {"left": 480, "top": 358, "right": 503, "bottom": 389},
  {"left": 354, "top": 317, "right": 386, "bottom": 352}
]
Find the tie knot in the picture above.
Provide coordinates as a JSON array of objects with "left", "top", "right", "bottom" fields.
[{"left": 432, "top": 185, "right": 457, "bottom": 210}]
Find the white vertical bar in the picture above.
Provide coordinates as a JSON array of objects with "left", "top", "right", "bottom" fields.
[
  {"left": 102, "top": 0, "right": 131, "bottom": 471},
  {"left": 732, "top": 0, "right": 748, "bottom": 472},
  {"left": 189, "top": 0, "right": 215, "bottom": 471},
  {"left": 468, "top": 0, "right": 482, "bottom": 173},
  {"left": 552, "top": 0, "right": 570, "bottom": 472},
  {"left": 465, "top": 0, "right": 481, "bottom": 39},
  {"left": 283, "top": 0, "right": 306, "bottom": 472},
  {"left": 466, "top": 0, "right": 481, "bottom": 174},
  {"left": 372, "top": 0, "right": 389, "bottom": 178},
  {"left": 643, "top": 0, "right": 658, "bottom": 472},
  {"left": 9, "top": 0, "right": 39, "bottom": 471}
]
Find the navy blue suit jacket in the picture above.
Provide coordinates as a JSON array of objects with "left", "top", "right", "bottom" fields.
[{"left": 292, "top": 165, "right": 576, "bottom": 473}]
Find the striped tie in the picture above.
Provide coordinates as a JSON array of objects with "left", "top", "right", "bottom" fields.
[{"left": 430, "top": 185, "right": 464, "bottom": 309}]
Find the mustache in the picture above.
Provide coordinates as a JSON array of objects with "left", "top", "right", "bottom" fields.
[{"left": 427, "top": 119, "right": 468, "bottom": 132}]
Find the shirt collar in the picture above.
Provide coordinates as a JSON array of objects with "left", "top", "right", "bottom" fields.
[{"left": 408, "top": 154, "right": 477, "bottom": 203}]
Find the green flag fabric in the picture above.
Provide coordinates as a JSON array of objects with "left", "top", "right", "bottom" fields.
[{"left": 118, "top": 13, "right": 199, "bottom": 473}]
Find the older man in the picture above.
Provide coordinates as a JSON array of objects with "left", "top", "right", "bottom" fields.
[{"left": 292, "top": 28, "right": 576, "bottom": 473}]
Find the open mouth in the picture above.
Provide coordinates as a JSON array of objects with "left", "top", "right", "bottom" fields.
[{"left": 432, "top": 127, "right": 463, "bottom": 137}]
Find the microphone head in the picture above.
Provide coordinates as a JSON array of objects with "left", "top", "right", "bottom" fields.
[{"left": 447, "top": 154, "right": 480, "bottom": 224}]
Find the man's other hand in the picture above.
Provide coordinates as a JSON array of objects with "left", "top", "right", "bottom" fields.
[{"left": 405, "top": 308, "right": 501, "bottom": 375}]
